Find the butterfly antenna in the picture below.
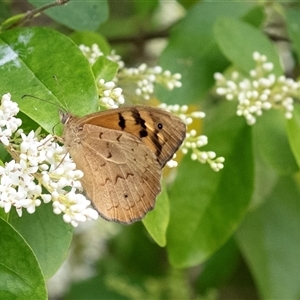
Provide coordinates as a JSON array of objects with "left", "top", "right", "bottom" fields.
[
  {"left": 52, "top": 75, "right": 69, "bottom": 111},
  {"left": 52, "top": 121, "right": 62, "bottom": 135},
  {"left": 21, "top": 94, "right": 67, "bottom": 113}
]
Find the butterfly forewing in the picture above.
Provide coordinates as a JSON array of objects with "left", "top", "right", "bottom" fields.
[{"left": 81, "top": 106, "right": 186, "bottom": 167}]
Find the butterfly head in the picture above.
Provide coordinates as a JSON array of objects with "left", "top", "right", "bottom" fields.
[{"left": 59, "top": 110, "right": 72, "bottom": 125}]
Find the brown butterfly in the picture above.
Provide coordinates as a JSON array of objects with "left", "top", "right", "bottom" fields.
[{"left": 60, "top": 106, "right": 186, "bottom": 224}]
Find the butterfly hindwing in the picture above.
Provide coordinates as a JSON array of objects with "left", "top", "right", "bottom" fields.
[{"left": 67, "top": 123, "right": 161, "bottom": 224}]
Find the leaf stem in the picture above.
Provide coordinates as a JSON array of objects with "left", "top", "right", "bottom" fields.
[{"left": 6, "top": 0, "right": 70, "bottom": 29}]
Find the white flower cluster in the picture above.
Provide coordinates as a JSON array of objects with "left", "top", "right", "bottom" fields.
[
  {"left": 79, "top": 43, "right": 124, "bottom": 68},
  {"left": 107, "top": 49, "right": 125, "bottom": 69},
  {"left": 97, "top": 79, "right": 125, "bottom": 109},
  {"left": 215, "top": 51, "right": 299, "bottom": 125},
  {"left": 0, "top": 93, "right": 98, "bottom": 227},
  {"left": 79, "top": 44, "right": 182, "bottom": 103},
  {"left": 0, "top": 158, "right": 42, "bottom": 216},
  {"left": 79, "top": 44, "right": 104, "bottom": 65},
  {"left": 0, "top": 93, "right": 22, "bottom": 145},
  {"left": 118, "top": 63, "right": 182, "bottom": 100},
  {"left": 39, "top": 139, "right": 98, "bottom": 227},
  {"left": 182, "top": 130, "right": 225, "bottom": 172},
  {"left": 159, "top": 103, "right": 225, "bottom": 171}
]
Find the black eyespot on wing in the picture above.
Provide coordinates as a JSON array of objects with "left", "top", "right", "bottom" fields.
[{"left": 157, "top": 123, "right": 163, "bottom": 130}]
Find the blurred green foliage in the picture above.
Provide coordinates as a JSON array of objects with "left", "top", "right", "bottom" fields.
[{"left": 1, "top": 0, "right": 300, "bottom": 299}]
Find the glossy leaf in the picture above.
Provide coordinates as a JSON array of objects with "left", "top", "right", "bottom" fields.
[
  {"left": 285, "top": 6, "right": 300, "bottom": 65},
  {"left": 0, "top": 1, "right": 11, "bottom": 25},
  {"left": 0, "top": 27, "right": 98, "bottom": 134},
  {"left": 236, "top": 176, "right": 300, "bottom": 299},
  {"left": 195, "top": 238, "right": 240, "bottom": 294},
  {"left": 157, "top": 1, "right": 256, "bottom": 104},
  {"left": 9, "top": 204, "right": 73, "bottom": 279},
  {"left": 133, "top": 0, "right": 159, "bottom": 15},
  {"left": 286, "top": 105, "right": 300, "bottom": 169},
  {"left": 253, "top": 110, "right": 298, "bottom": 175},
  {"left": 142, "top": 183, "right": 169, "bottom": 247},
  {"left": 176, "top": 0, "right": 198, "bottom": 9},
  {"left": 92, "top": 56, "right": 119, "bottom": 82},
  {"left": 0, "top": 218, "right": 47, "bottom": 299},
  {"left": 214, "top": 17, "right": 282, "bottom": 74},
  {"left": 167, "top": 101, "right": 254, "bottom": 267},
  {"left": 66, "top": 274, "right": 129, "bottom": 300},
  {"left": 250, "top": 146, "right": 278, "bottom": 210},
  {"left": 70, "top": 31, "right": 111, "bottom": 55},
  {"left": 28, "top": 0, "right": 109, "bottom": 31}
]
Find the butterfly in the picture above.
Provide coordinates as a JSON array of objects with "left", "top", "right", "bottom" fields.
[{"left": 60, "top": 105, "right": 186, "bottom": 224}]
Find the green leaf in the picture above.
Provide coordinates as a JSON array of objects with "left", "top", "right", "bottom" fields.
[
  {"left": 0, "top": 208, "right": 8, "bottom": 220},
  {"left": 0, "top": 218, "right": 47, "bottom": 300},
  {"left": 142, "top": 183, "right": 169, "bottom": 247},
  {"left": 250, "top": 147, "right": 278, "bottom": 210},
  {"left": 0, "top": 144, "right": 10, "bottom": 164},
  {"left": 133, "top": 0, "right": 159, "bottom": 15},
  {"left": 0, "top": 0, "right": 11, "bottom": 25},
  {"left": 176, "top": 0, "right": 198, "bottom": 9},
  {"left": 167, "top": 101, "right": 254, "bottom": 267},
  {"left": 286, "top": 105, "right": 300, "bottom": 169},
  {"left": 9, "top": 203, "right": 73, "bottom": 279},
  {"left": 66, "top": 274, "right": 130, "bottom": 300},
  {"left": 236, "top": 176, "right": 300, "bottom": 299},
  {"left": 0, "top": 27, "right": 98, "bottom": 134},
  {"left": 242, "top": 4, "right": 265, "bottom": 27},
  {"left": 69, "top": 31, "right": 111, "bottom": 55},
  {"left": 285, "top": 6, "right": 300, "bottom": 65},
  {"left": 253, "top": 110, "right": 298, "bottom": 175},
  {"left": 214, "top": 17, "right": 282, "bottom": 75},
  {"left": 92, "top": 56, "right": 119, "bottom": 82},
  {"left": 28, "top": 0, "right": 109, "bottom": 31},
  {"left": 157, "top": 1, "right": 256, "bottom": 104},
  {"left": 195, "top": 237, "right": 240, "bottom": 294}
]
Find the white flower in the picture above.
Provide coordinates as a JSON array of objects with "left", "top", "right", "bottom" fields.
[
  {"left": 38, "top": 139, "right": 99, "bottom": 226},
  {"left": 0, "top": 93, "right": 22, "bottom": 145},
  {"left": 0, "top": 159, "right": 42, "bottom": 215},
  {"left": 0, "top": 94, "right": 99, "bottom": 227},
  {"left": 98, "top": 79, "right": 125, "bottom": 108},
  {"left": 79, "top": 43, "right": 125, "bottom": 68},
  {"left": 159, "top": 103, "right": 224, "bottom": 172},
  {"left": 79, "top": 43, "right": 104, "bottom": 65},
  {"left": 118, "top": 63, "right": 182, "bottom": 101},
  {"left": 181, "top": 130, "right": 225, "bottom": 172},
  {"left": 159, "top": 103, "right": 205, "bottom": 126},
  {"left": 215, "top": 52, "right": 299, "bottom": 125}
]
